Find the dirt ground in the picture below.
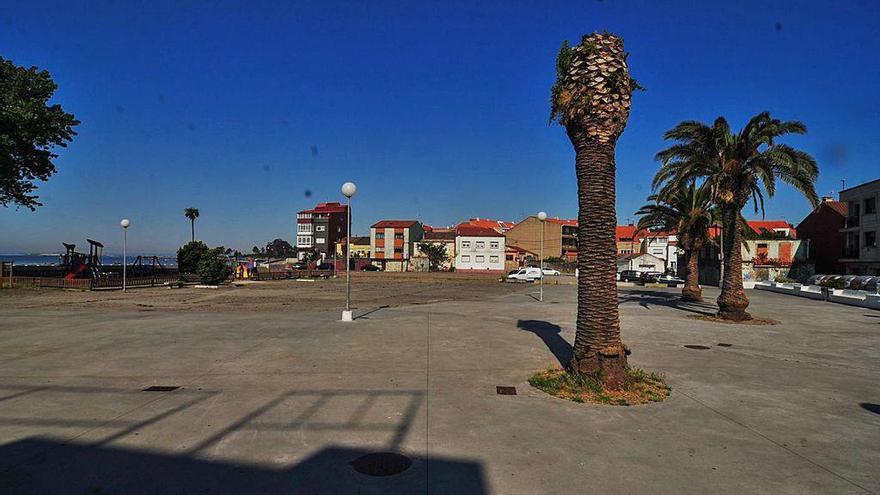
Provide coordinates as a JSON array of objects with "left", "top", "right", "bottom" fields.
[{"left": 0, "top": 272, "right": 549, "bottom": 313}]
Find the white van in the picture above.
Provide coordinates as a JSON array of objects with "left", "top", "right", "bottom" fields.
[{"left": 506, "top": 267, "right": 543, "bottom": 281}]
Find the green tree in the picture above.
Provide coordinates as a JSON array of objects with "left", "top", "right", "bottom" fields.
[
  {"left": 636, "top": 182, "right": 716, "bottom": 302},
  {"left": 265, "top": 238, "right": 296, "bottom": 259},
  {"left": 550, "top": 32, "right": 639, "bottom": 390},
  {"left": 184, "top": 208, "right": 200, "bottom": 242},
  {"left": 653, "top": 113, "right": 819, "bottom": 320},
  {"left": 176, "top": 241, "right": 209, "bottom": 274},
  {"left": 0, "top": 57, "right": 79, "bottom": 209},
  {"left": 197, "top": 247, "right": 233, "bottom": 285},
  {"left": 417, "top": 242, "right": 449, "bottom": 271}
]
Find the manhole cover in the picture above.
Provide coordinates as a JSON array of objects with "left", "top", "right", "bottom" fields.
[
  {"left": 496, "top": 386, "right": 517, "bottom": 395},
  {"left": 350, "top": 452, "right": 412, "bottom": 476},
  {"left": 142, "top": 386, "right": 180, "bottom": 392},
  {"left": 683, "top": 345, "right": 711, "bottom": 350}
]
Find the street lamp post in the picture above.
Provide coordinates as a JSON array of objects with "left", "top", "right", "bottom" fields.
[
  {"left": 120, "top": 219, "right": 130, "bottom": 292},
  {"left": 537, "top": 211, "right": 547, "bottom": 302},
  {"left": 341, "top": 182, "right": 357, "bottom": 321}
]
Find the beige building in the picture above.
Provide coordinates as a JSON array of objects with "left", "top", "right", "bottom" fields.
[
  {"left": 504, "top": 216, "right": 577, "bottom": 261},
  {"left": 335, "top": 236, "right": 371, "bottom": 259},
  {"left": 412, "top": 230, "right": 456, "bottom": 271},
  {"left": 840, "top": 178, "right": 880, "bottom": 275}
]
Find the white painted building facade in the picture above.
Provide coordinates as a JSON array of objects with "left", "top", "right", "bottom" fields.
[
  {"left": 455, "top": 226, "right": 505, "bottom": 272},
  {"left": 641, "top": 234, "right": 681, "bottom": 272}
]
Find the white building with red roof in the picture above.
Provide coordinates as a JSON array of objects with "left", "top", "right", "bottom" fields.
[{"left": 455, "top": 225, "right": 506, "bottom": 272}]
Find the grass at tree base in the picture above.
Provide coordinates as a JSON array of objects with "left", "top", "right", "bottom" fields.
[{"left": 529, "top": 366, "right": 670, "bottom": 406}]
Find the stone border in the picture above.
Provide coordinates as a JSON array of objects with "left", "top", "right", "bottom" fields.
[{"left": 755, "top": 282, "right": 880, "bottom": 310}]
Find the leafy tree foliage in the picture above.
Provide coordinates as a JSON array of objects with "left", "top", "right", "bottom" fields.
[
  {"left": 197, "top": 247, "right": 233, "bottom": 285},
  {"left": 417, "top": 242, "right": 449, "bottom": 270},
  {"left": 265, "top": 238, "right": 296, "bottom": 259},
  {"left": 1, "top": 56, "right": 79, "bottom": 209},
  {"left": 176, "top": 241, "right": 209, "bottom": 274}
]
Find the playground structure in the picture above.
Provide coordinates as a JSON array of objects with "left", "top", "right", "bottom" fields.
[{"left": 61, "top": 239, "right": 104, "bottom": 280}]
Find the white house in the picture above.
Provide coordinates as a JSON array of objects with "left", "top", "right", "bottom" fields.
[
  {"left": 455, "top": 225, "right": 505, "bottom": 272},
  {"left": 617, "top": 253, "right": 666, "bottom": 274},
  {"left": 640, "top": 232, "right": 681, "bottom": 272}
]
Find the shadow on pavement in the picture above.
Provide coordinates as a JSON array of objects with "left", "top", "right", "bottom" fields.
[
  {"left": 0, "top": 440, "right": 488, "bottom": 495},
  {"left": 517, "top": 320, "right": 572, "bottom": 367},
  {"left": 860, "top": 402, "right": 880, "bottom": 415},
  {"left": 0, "top": 385, "right": 488, "bottom": 494},
  {"left": 618, "top": 289, "right": 717, "bottom": 316}
]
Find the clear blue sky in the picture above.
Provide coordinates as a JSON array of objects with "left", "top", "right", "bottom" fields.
[{"left": 2, "top": 1, "right": 878, "bottom": 254}]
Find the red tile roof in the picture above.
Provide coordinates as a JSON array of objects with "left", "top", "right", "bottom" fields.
[
  {"left": 423, "top": 231, "right": 456, "bottom": 241},
  {"left": 546, "top": 218, "right": 578, "bottom": 227},
  {"left": 456, "top": 225, "right": 505, "bottom": 237},
  {"left": 615, "top": 225, "right": 642, "bottom": 242},
  {"left": 747, "top": 220, "right": 796, "bottom": 238},
  {"left": 298, "top": 202, "right": 348, "bottom": 214},
  {"left": 372, "top": 220, "right": 420, "bottom": 229},
  {"left": 457, "top": 218, "right": 515, "bottom": 231},
  {"left": 824, "top": 201, "right": 847, "bottom": 216}
]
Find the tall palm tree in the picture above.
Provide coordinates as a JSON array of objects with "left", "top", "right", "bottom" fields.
[
  {"left": 184, "top": 207, "right": 199, "bottom": 242},
  {"left": 653, "top": 113, "right": 819, "bottom": 320},
  {"left": 550, "top": 32, "right": 639, "bottom": 390},
  {"left": 636, "top": 182, "right": 715, "bottom": 302}
]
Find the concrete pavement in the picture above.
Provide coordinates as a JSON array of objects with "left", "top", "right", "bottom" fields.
[{"left": 0, "top": 285, "right": 877, "bottom": 494}]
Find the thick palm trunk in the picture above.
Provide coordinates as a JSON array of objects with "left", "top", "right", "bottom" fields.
[
  {"left": 717, "top": 206, "right": 750, "bottom": 320},
  {"left": 570, "top": 136, "right": 629, "bottom": 390},
  {"left": 681, "top": 249, "right": 702, "bottom": 302}
]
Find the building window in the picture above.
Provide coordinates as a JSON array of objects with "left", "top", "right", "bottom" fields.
[
  {"left": 394, "top": 248, "right": 403, "bottom": 254},
  {"left": 866, "top": 231, "right": 877, "bottom": 248},
  {"left": 489, "top": 255, "right": 499, "bottom": 263},
  {"left": 316, "top": 225, "right": 326, "bottom": 232},
  {"left": 394, "top": 233, "right": 404, "bottom": 240},
  {"left": 475, "top": 255, "right": 485, "bottom": 263},
  {"left": 316, "top": 238, "right": 325, "bottom": 244},
  {"left": 866, "top": 197, "right": 877, "bottom": 214},
  {"left": 461, "top": 255, "right": 471, "bottom": 262},
  {"left": 490, "top": 241, "right": 499, "bottom": 249},
  {"left": 506, "top": 255, "right": 514, "bottom": 260},
  {"left": 376, "top": 247, "right": 384, "bottom": 253},
  {"left": 476, "top": 241, "right": 485, "bottom": 249},
  {"left": 461, "top": 241, "right": 471, "bottom": 248},
  {"left": 376, "top": 233, "right": 385, "bottom": 240}
]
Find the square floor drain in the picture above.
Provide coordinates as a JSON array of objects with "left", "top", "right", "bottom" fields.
[
  {"left": 142, "top": 386, "right": 180, "bottom": 392},
  {"left": 496, "top": 386, "right": 517, "bottom": 395}
]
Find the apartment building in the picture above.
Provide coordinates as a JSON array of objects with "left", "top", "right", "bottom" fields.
[
  {"left": 296, "top": 202, "right": 349, "bottom": 256},
  {"left": 839, "top": 178, "right": 880, "bottom": 275},
  {"left": 456, "top": 217, "right": 516, "bottom": 234},
  {"left": 335, "top": 236, "right": 371, "bottom": 259},
  {"left": 504, "top": 216, "right": 577, "bottom": 260},
  {"left": 796, "top": 197, "right": 847, "bottom": 274},
  {"left": 455, "top": 225, "right": 505, "bottom": 272},
  {"left": 616, "top": 225, "right": 642, "bottom": 255},
  {"left": 640, "top": 232, "right": 680, "bottom": 272},
  {"left": 370, "top": 220, "right": 424, "bottom": 272}
]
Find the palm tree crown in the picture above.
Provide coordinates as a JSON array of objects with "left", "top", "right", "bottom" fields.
[
  {"left": 653, "top": 112, "right": 819, "bottom": 212},
  {"left": 636, "top": 182, "right": 715, "bottom": 255},
  {"left": 184, "top": 207, "right": 199, "bottom": 242}
]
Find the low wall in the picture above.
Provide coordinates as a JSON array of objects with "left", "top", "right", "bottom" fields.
[{"left": 755, "top": 282, "right": 880, "bottom": 310}]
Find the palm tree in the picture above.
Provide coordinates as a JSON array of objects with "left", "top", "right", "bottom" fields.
[
  {"left": 653, "top": 113, "right": 819, "bottom": 320},
  {"left": 550, "top": 32, "right": 639, "bottom": 390},
  {"left": 636, "top": 182, "right": 715, "bottom": 302},
  {"left": 184, "top": 207, "right": 199, "bottom": 242}
]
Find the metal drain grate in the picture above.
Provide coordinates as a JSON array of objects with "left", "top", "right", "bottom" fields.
[
  {"left": 496, "top": 386, "right": 517, "bottom": 395},
  {"left": 350, "top": 452, "right": 412, "bottom": 476},
  {"left": 142, "top": 386, "right": 180, "bottom": 392},
  {"left": 683, "top": 345, "right": 711, "bottom": 350}
]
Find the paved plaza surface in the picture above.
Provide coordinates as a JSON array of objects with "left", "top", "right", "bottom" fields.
[{"left": 0, "top": 283, "right": 877, "bottom": 494}]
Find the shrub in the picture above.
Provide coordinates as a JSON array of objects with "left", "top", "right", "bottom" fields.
[
  {"left": 197, "top": 248, "right": 233, "bottom": 285},
  {"left": 177, "top": 241, "right": 209, "bottom": 274},
  {"left": 819, "top": 278, "right": 846, "bottom": 289}
]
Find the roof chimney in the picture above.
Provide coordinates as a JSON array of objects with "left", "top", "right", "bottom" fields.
[{"left": 821, "top": 196, "right": 834, "bottom": 203}]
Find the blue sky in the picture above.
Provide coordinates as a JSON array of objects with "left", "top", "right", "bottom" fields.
[{"left": 1, "top": 1, "right": 878, "bottom": 254}]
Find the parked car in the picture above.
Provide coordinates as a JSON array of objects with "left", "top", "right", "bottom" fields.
[
  {"left": 290, "top": 262, "right": 308, "bottom": 270},
  {"left": 618, "top": 270, "right": 641, "bottom": 282},
  {"left": 656, "top": 273, "right": 685, "bottom": 285},
  {"left": 316, "top": 262, "right": 334, "bottom": 271},
  {"left": 542, "top": 268, "right": 561, "bottom": 276},
  {"left": 362, "top": 264, "right": 382, "bottom": 271},
  {"left": 507, "top": 267, "right": 543, "bottom": 281},
  {"left": 639, "top": 271, "right": 663, "bottom": 283}
]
